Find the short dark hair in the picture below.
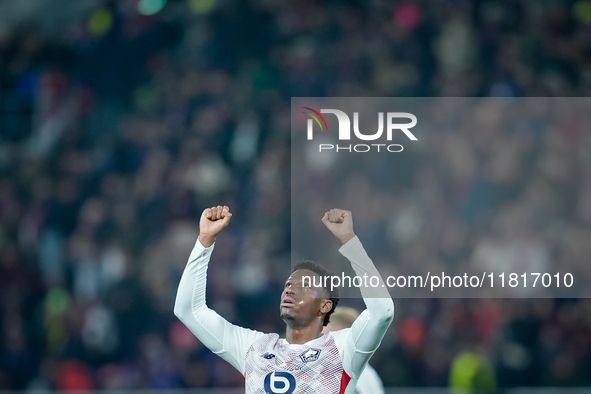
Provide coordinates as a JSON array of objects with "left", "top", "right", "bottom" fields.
[{"left": 292, "top": 260, "right": 340, "bottom": 326}]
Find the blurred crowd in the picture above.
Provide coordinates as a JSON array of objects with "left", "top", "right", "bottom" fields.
[{"left": 1, "top": 0, "right": 591, "bottom": 390}]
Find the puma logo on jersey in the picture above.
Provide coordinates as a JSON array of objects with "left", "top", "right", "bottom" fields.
[
  {"left": 299, "top": 348, "right": 321, "bottom": 363},
  {"left": 261, "top": 353, "right": 276, "bottom": 359}
]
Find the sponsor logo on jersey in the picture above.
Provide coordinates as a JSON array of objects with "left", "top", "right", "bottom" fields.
[
  {"left": 261, "top": 352, "right": 276, "bottom": 359},
  {"left": 264, "top": 371, "right": 296, "bottom": 394},
  {"left": 299, "top": 348, "right": 321, "bottom": 363}
]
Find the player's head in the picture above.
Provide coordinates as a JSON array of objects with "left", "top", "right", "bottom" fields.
[
  {"left": 280, "top": 260, "right": 340, "bottom": 328},
  {"left": 322, "top": 307, "right": 359, "bottom": 334}
]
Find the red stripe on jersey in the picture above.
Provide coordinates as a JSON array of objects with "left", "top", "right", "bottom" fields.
[{"left": 339, "top": 371, "right": 351, "bottom": 394}]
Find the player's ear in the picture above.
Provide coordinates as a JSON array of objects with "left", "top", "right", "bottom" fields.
[{"left": 320, "top": 299, "right": 333, "bottom": 314}]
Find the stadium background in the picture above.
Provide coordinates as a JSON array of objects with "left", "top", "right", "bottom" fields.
[{"left": 1, "top": 0, "right": 591, "bottom": 391}]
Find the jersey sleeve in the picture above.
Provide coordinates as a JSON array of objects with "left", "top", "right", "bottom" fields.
[
  {"left": 332, "top": 236, "right": 394, "bottom": 379},
  {"left": 356, "top": 364, "right": 385, "bottom": 394},
  {"left": 173, "top": 237, "right": 265, "bottom": 374}
]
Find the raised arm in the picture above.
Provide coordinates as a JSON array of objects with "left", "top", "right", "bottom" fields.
[
  {"left": 322, "top": 209, "right": 394, "bottom": 379},
  {"left": 174, "top": 206, "right": 264, "bottom": 374}
]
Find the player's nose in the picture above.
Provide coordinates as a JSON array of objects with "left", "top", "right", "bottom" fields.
[{"left": 283, "top": 286, "right": 295, "bottom": 297}]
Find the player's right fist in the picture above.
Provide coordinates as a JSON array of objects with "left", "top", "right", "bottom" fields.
[{"left": 199, "top": 206, "right": 232, "bottom": 247}]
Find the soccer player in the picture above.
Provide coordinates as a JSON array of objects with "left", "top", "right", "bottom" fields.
[
  {"left": 323, "top": 307, "right": 385, "bottom": 394},
  {"left": 174, "top": 206, "right": 394, "bottom": 393}
]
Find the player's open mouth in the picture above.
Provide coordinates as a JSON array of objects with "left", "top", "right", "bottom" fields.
[{"left": 281, "top": 297, "right": 296, "bottom": 307}]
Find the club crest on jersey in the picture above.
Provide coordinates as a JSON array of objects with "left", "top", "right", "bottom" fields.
[
  {"left": 299, "top": 348, "right": 321, "bottom": 363},
  {"left": 261, "top": 352, "right": 276, "bottom": 359}
]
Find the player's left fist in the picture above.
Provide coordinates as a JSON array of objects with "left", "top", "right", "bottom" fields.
[
  {"left": 199, "top": 206, "right": 232, "bottom": 247},
  {"left": 322, "top": 209, "right": 355, "bottom": 244}
]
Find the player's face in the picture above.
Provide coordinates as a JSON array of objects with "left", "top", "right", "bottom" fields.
[{"left": 280, "top": 269, "right": 329, "bottom": 326}]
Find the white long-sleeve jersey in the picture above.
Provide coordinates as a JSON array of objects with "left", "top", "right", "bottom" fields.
[
  {"left": 174, "top": 236, "right": 394, "bottom": 394},
  {"left": 355, "top": 364, "right": 385, "bottom": 394}
]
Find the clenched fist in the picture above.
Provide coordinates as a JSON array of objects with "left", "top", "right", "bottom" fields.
[
  {"left": 199, "top": 206, "right": 232, "bottom": 247},
  {"left": 322, "top": 209, "right": 355, "bottom": 244}
]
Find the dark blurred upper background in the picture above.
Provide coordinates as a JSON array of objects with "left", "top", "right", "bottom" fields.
[{"left": 1, "top": 0, "right": 591, "bottom": 391}]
